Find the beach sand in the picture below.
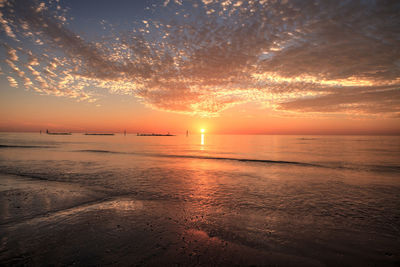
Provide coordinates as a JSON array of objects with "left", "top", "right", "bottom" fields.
[
  {"left": 1, "top": 172, "right": 398, "bottom": 266},
  {"left": 0, "top": 173, "right": 328, "bottom": 266}
]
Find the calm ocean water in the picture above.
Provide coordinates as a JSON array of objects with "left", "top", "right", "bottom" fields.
[{"left": 0, "top": 133, "right": 399, "bottom": 265}]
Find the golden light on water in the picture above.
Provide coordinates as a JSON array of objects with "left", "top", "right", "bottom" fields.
[{"left": 200, "top": 129, "right": 205, "bottom": 145}]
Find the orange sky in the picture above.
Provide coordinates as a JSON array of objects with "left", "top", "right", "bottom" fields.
[
  {"left": 1, "top": 82, "right": 398, "bottom": 135},
  {"left": 0, "top": 0, "right": 399, "bottom": 134}
]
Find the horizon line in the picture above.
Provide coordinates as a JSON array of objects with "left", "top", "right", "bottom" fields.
[{"left": 0, "top": 130, "right": 399, "bottom": 136}]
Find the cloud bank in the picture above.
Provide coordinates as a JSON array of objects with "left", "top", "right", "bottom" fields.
[{"left": 1, "top": 0, "right": 399, "bottom": 117}]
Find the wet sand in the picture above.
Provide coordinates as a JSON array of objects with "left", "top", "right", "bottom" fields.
[{"left": 0, "top": 173, "right": 399, "bottom": 266}]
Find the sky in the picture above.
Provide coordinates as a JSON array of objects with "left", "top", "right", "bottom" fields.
[{"left": 0, "top": 0, "right": 399, "bottom": 134}]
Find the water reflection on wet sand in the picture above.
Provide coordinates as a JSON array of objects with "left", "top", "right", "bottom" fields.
[
  {"left": 0, "top": 134, "right": 399, "bottom": 266},
  {"left": 1, "top": 168, "right": 399, "bottom": 266},
  {"left": 0, "top": 177, "right": 323, "bottom": 266}
]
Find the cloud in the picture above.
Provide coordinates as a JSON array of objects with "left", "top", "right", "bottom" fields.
[
  {"left": 6, "top": 46, "right": 18, "bottom": 61},
  {"left": 0, "top": 0, "right": 399, "bottom": 117},
  {"left": 7, "top": 75, "right": 17, "bottom": 87},
  {"left": 279, "top": 85, "right": 400, "bottom": 116},
  {"left": 0, "top": 9, "right": 16, "bottom": 39}
]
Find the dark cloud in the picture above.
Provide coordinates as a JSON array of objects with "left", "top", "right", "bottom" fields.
[
  {"left": 279, "top": 85, "right": 400, "bottom": 116},
  {"left": 0, "top": 0, "right": 399, "bottom": 116}
]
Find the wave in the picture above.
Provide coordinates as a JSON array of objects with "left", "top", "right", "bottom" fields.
[
  {"left": 77, "top": 149, "right": 317, "bottom": 167},
  {"left": 78, "top": 149, "right": 118, "bottom": 154},
  {"left": 334, "top": 164, "right": 400, "bottom": 173},
  {"left": 367, "top": 165, "right": 400, "bottom": 173},
  {"left": 77, "top": 149, "right": 400, "bottom": 173},
  {"left": 0, "top": 144, "right": 53, "bottom": 148}
]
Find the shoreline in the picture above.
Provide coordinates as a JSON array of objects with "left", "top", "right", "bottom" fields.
[
  {"left": 0, "top": 173, "right": 322, "bottom": 266},
  {"left": 1, "top": 172, "right": 399, "bottom": 266}
]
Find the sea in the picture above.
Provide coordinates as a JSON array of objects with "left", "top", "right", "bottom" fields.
[{"left": 0, "top": 133, "right": 399, "bottom": 266}]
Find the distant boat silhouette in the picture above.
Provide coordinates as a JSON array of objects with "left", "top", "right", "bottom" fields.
[
  {"left": 84, "top": 133, "right": 115, "bottom": 136},
  {"left": 46, "top": 129, "right": 71, "bottom": 135}
]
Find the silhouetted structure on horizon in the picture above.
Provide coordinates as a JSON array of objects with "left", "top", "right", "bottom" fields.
[
  {"left": 46, "top": 129, "right": 71, "bottom": 135},
  {"left": 137, "top": 132, "right": 175, "bottom": 136},
  {"left": 84, "top": 133, "right": 114, "bottom": 136}
]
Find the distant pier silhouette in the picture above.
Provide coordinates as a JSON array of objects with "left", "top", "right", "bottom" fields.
[
  {"left": 46, "top": 129, "right": 71, "bottom": 135},
  {"left": 84, "top": 133, "right": 114, "bottom": 136},
  {"left": 137, "top": 132, "right": 175, "bottom": 136}
]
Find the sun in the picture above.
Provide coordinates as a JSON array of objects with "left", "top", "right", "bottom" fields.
[{"left": 200, "top": 129, "right": 205, "bottom": 133}]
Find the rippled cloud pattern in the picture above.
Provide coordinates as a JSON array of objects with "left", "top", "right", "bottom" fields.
[{"left": 1, "top": 0, "right": 399, "bottom": 117}]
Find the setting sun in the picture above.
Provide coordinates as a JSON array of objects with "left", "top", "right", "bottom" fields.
[{"left": 0, "top": 1, "right": 399, "bottom": 266}]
